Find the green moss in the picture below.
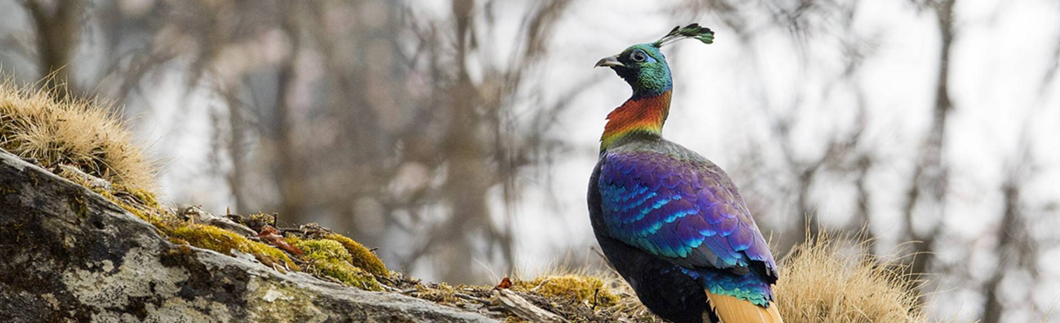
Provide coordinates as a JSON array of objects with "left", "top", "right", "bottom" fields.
[
  {"left": 171, "top": 224, "right": 299, "bottom": 271},
  {"left": 297, "top": 239, "right": 353, "bottom": 264},
  {"left": 321, "top": 233, "right": 388, "bottom": 277},
  {"left": 292, "top": 238, "right": 382, "bottom": 291},
  {"left": 113, "top": 183, "right": 161, "bottom": 209},
  {"left": 106, "top": 191, "right": 164, "bottom": 226},
  {"left": 310, "top": 256, "right": 381, "bottom": 291},
  {"left": 514, "top": 275, "right": 620, "bottom": 308},
  {"left": 284, "top": 234, "right": 303, "bottom": 245}
]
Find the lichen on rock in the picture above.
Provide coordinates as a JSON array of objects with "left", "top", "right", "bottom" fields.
[{"left": 61, "top": 247, "right": 188, "bottom": 308}]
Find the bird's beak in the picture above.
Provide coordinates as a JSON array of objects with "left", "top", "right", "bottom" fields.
[{"left": 595, "top": 55, "right": 624, "bottom": 68}]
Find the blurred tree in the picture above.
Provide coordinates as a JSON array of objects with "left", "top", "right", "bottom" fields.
[
  {"left": 901, "top": 0, "right": 956, "bottom": 301},
  {"left": 981, "top": 137, "right": 1038, "bottom": 323},
  {"left": 21, "top": 0, "right": 83, "bottom": 99}
]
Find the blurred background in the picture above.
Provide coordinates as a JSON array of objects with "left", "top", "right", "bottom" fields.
[{"left": 1, "top": 0, "right": 1058, "bottom": 321}]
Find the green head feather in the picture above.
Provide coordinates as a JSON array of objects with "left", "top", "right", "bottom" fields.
[{"left": 652, "top": 23, "right": 715, "bottom": 48}]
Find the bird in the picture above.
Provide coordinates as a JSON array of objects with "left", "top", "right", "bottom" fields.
[{"left": 587, "top": 24, "right": 783, "bottom": 323}]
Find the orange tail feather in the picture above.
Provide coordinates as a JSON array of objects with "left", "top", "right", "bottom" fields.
[{"left": 705, "top": 291, "right": 784, "bottom": 323}]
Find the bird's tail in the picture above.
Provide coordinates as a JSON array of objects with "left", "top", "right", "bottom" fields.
[{"left": 705, "top": 291, "right": 784, "bottom": 323}]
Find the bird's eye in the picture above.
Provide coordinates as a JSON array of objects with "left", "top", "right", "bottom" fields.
[{"left": 631, "top": 51, "right": 646, "bottom": 62}]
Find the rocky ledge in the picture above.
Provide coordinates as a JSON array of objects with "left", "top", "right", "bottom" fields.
[{"left": 0, "top": 149, "right": 496, "bottom": 323}]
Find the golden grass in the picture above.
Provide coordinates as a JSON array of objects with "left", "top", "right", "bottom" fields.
[
  {"left": 774, "top": 234, "right": 924, "bottom": 323},
  {"left": 0, "top": 77, "right": 153, "bottom": 190}
]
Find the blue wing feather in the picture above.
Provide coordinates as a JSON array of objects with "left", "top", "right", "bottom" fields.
[{"left": 598, "top": 149, "right": 777, "bottom": 304}]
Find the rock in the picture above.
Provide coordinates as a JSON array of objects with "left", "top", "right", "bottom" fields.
[{"left": 0, "top": 149, "right": 497, "bottom": 323}]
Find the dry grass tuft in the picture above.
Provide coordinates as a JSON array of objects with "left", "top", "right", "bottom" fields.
[
  {"left": 775, "top": 234, "right": 924, "bottom": 323},
  {"left": 0, "top": 78, "right": 153, "bottom": 190}
]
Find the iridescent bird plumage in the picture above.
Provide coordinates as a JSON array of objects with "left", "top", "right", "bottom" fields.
[{"left": 588, "top": 24, "right": 783, "bottom": 323}]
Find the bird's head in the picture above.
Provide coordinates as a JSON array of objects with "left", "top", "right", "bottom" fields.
[
  {"left": 595, "top": 24, "right": 714, "bottom": 99},
  {"left": 595, "top": 44, "right": 671, "bottom": 98}
]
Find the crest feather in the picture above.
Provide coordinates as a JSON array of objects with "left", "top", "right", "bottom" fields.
[{"left": 653, "top": 23, "right": 715, "bottom": 48}]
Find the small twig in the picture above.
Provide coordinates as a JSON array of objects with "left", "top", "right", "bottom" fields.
[
  {"left": 379, "top": 283, "right": 401, "bottom": 292},
  {"left": 400, "top": 288, "right": 418, "bottom": 294},
  {"left": 592, "top": 288, "right": 600, "bottom": 310}
]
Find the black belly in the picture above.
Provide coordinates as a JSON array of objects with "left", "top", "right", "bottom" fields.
[{"left": 593, "top": 229, "right": 712, "bottom": 323}]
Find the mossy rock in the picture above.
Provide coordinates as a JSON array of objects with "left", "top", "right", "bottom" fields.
[
  {"left": 291, "top": 238, "right": 383, "bottom": 291},
  {"left": 321, "top": 233, "right": 388, "bottom": 277},
  {"left": 170, "top": 223, "right": 299, "bottom": 271}
]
